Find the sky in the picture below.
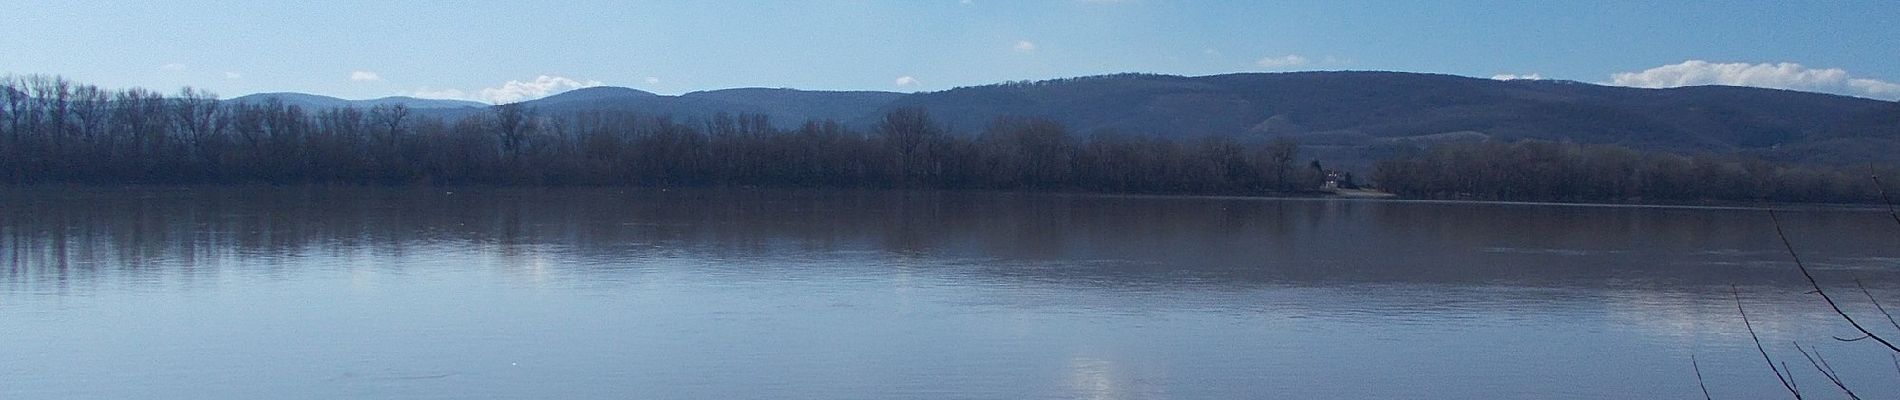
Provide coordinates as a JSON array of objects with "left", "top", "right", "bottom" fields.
[{"left": 4, "top": 0, "right": 1899, "bottom": 103}]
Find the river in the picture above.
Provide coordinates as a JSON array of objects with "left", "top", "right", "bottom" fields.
[{"left": 4, "top": 187, "right": 1897, "bottom": 399}]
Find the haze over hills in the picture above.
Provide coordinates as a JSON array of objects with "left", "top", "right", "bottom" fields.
[
  {"left": 232, "top": 71, "right": 1900, "bottom": 166},
  {"left": 876, "top": 72, "right": 1900, "bottom": 166},
  {"left": 229, "top": 92, "right": 487, "bottom": 110},
  {"left": 681, "top": 88, "right": 906, "bottom": 123},
  {"left": 473, "top": 87, "right": 908, "bottom": 125}
]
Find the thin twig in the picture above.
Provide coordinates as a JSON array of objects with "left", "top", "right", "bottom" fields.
[
  {"left": 1855, "top": 279, "right": 1900, "bottom": 333},
  {"left": 1693, "top": 354, "right": 1713, "bottom": 400},
  {"left": 1815, "top": 352, "right": 1853, "bottom": 400},
  {"left": 1769, "top": 210, "right": 1900, "bottom": 353},
  {"left": 1784, "top": 361, "right": 1801, "bottom": 396},
  {"left": 1794, "top": 342, "right": 1861, "bottom": 400},
  {"left": 1737, "top": 285, "right": 1803, "bottom": 399},
  {"left": 1870, "top": 170, "right": 1900, "bottom": 228}
]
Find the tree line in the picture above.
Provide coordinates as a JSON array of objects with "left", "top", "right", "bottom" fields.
[
  {"left": 0, "top": 75, "right": 1322, "bottom": 194},
  {"left": 9, "top": 75, "right": 1894, "bottom": 203},
  {"left": 1372, "top": 140, "right": 1900, "bottom": 204}
]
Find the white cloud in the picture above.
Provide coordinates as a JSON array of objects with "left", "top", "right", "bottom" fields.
[
  {"left": 1013, "top": 40, "right": 1038, "bottom": 52},
  {"left": 645, "top": 76, "right": 662, "bottom": 85},
  {"left": 1255, "top": 54, "right": 1309, "bottom": 69},
  {"left": 350, "top": 70, "right": 381, "bottom": 82},
  {"left": 1492, "top": 73, "right": 1543, "bottom": 81},
  {"left": 223, "top": 72, "right": 242, "bottom": 80},
  {"left": 895, "top": 76, "right": 919, "bottom": 86},
  {"left": 405, "top": 75, "right": 601, "bottom": 104},
  {"left": 410, "top": 87, "right": 469, "bottom": 100},
  {"left": 1609, "top": 60, "right": 1900, "bottom": 100},
  {"left": 1849, "top": 78, "right": 1900, "bottom": 97},
  {"left": 479, "top": 75, "right": 601, "bottom": 104},
  {"left": 159, "top": 63, "right": 187, "bottom": 71}
]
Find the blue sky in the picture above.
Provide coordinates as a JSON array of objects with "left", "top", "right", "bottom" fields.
[{"left": 5, "top": 0, "right": 1898, "bottom": 102}]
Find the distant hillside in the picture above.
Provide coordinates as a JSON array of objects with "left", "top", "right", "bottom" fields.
[
  {"left": 227, "top": 72, "right": 1900, "bottom": 166},
  {"left": 228, "top": 92, "right": 486, "bottom": 110},
  {"left": 877, "top": 72, "right": 1900, "bottom": 164},
  {"left": 499, "top": 87, "right": 904, "bottom": 126},
  {"left": 11, "top": 72, "right": 1900, "bottom": 198},
  {"left": 514, "top": 86, "right": 768, "bottom": 120},
  {"left": 681, "top": 88, "right": 904, "bottom": 123}
]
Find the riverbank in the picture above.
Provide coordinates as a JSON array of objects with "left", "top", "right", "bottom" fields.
[{"left": 12, "top": 182, "right": 1896, "bottom": 210}]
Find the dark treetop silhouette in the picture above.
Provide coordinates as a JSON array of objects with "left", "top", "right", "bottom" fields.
[{"left": 2, "top": 74, "right": 1894, "bottom": 203}]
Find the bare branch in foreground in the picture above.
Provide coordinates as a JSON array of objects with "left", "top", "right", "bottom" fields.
[
  {"left": 1769, "top": 210, "right": 1900, "bottom": 353},
  {"left": 1784, "top": 361, "right": 1801, "bottom": 397},
  {"left": 1837, "top": 333, "right": 1873, "bottom": 342},
  {"left": 1737, "top": 285, "right": 1804, "bottom": 399},
  {"left": 1794, "top": 342, "right": 1861, "bottom": 400},
  {"left": 1693, "top": 354, "right": 1713, "bottom": 400},
  {"left": 1871, "top": 171, "right": 1900, "bottom": 229},
  {"left": 1854, "top": 279, "right": 1900, "bottom": 333}
]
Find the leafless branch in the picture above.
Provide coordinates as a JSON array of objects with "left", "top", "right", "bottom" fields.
[
  {"left": 1693, "top": 354, "right": 1713, "bottom": 400},
  {"left": 1769, "top": 210, "right": 1900, "bottom": 353},
  {"left": 1836, "top": 334, "right": 1873, "bottom": 342},
  {"left": 1794, "top": 341, "right": 1861, "bottom": 400},
  {"left": 1854, "top": 279, "right": 1900, "bottom": 333},
  {"left": 1738, "top": 285, "right": 1804, "bottom": 399},
  {"left": 1870, "top": 171, "right": 1900, "bottom": 229},
  {"left": 1784, "top": 361, "right": 1801, "bottom": 396}
]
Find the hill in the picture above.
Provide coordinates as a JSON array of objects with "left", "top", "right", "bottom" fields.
[
  {"left": 496, "top": 86, "right": 903, "bottom": 126},
  {"left": 227, "top": 72, "right": 1900, "bottom": 166},
  {"left": 679, "top": 88, "right": 904, "bottom": 123},
  {"left": 228, "top": 92, "right": 486, "bottom": 110},
  {"left": 877, "top": 72, "right": 1900, "bottom": 165}
]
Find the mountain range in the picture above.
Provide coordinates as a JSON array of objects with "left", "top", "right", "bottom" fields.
[
  {"left": 228, "top": 92, "right": 488, "bottom": 110},
  {"left": 231, "top": 71, "right": 1900, "bottom": 166}
]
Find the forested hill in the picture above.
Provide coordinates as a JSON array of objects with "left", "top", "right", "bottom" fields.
[
  {"left": 385, "top": 87, "right": 910, "bottom": 127},
  {"left": 229, "top": 92, "right": 486, "bottom": 110},
  {"left": 127, "top": 71, "right": 1900, "bottom": 166},
  {"left": 877, "top": 72, "right": 1900, "bottom": 164},
  {"left": 4, "top": 73, "right": 1898, "bottom": 203},
  {"left": 402, "top": 71, "right": 1893, "bottom": 165}
]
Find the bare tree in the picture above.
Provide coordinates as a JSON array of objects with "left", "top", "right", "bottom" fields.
[
  {"left": 171, "top": 87, "right": 221, "bottom": 163},
  {"left": 877, "top": 107, "right": 942, "bottom": 184},
  {"left": 492, "top": 103, "right": 535, "bottom": 162}
]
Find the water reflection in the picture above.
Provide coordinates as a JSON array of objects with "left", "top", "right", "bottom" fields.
[
  {"left": 4, "top": 187, "right": 1900, "bottom": 399},
  {"left": 7, "top": 187, "right": 1895, "bottom": 293}
]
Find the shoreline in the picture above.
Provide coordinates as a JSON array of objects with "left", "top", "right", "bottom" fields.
[{"left": 4, "top": 183, "right": 1890, "bottom": 211}]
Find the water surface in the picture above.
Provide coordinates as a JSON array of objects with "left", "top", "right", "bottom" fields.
[{"left": 5, "top": 187, "right": 1900, "bottom": 399}]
